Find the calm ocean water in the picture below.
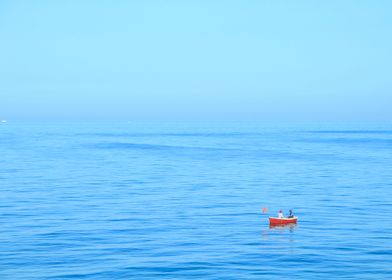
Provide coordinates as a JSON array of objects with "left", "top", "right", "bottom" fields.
[{"left": 1, "top": 122, "right": 391, "bottom": 279}]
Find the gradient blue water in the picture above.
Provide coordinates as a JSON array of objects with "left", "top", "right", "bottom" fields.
[{"left": 1, "top": 122, "right": 391, "bottom": 279}]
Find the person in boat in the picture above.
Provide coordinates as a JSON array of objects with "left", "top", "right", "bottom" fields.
[
  {"left": 278, "top": 210, "right": 284, "bottom": 218},
  {"left": 288, "top": 210, "right": 294, "bottom": 218}
]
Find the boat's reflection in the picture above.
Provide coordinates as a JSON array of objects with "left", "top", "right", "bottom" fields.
[
  {"left": 262, "top": 223, "right": 297, "bottom": 239},
  {"left": 269, "top": 223, "right": 297, "bottom": 232}
]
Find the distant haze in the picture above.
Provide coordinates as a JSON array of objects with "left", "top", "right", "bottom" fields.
[{"left": 1, "top": 1, "right": 391, "bottom": 121}]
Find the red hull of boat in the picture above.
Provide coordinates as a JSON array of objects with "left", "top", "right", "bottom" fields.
[{"left": 269, "top": 217, "right": 297, "bottom": 225}]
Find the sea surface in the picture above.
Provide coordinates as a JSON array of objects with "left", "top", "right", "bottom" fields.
[{"left": 1, "top": 122, "right": 391, "bottom": 279}]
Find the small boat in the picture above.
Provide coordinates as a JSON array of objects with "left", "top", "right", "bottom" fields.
[{"left": 269, "top": 217, "right": 297, "bottom": 226}]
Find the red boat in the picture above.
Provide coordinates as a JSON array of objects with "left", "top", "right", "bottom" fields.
[{"left": 269, "top": 217, "right": 297, "bottom": 226}]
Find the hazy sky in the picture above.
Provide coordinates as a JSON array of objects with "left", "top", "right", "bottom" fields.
[{"left": 0, "top": 0, "right": 391, "bottom": 121}]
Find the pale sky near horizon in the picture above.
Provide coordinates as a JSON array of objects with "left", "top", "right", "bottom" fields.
[{"left": 0, "top": 0, "right": 391, "bottom": 121}]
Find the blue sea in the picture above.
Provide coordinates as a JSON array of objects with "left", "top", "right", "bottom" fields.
[{"left": 1, "top": 122, "right": 391, "bottom": 279}]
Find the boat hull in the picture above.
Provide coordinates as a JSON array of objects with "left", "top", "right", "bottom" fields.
[{"left": 269, "top": 217, "right": 297, "bottom": 225}]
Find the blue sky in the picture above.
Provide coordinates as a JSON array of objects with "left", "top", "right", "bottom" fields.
[{"left": 0, "top": 0, "right": 391, "bottom": 121}]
